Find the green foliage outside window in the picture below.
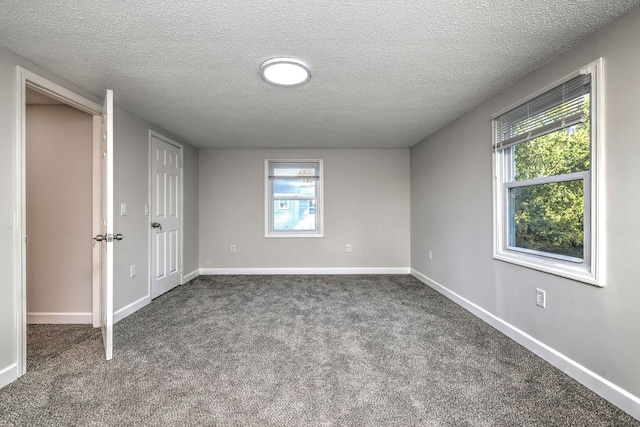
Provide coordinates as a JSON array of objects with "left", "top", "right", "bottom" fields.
[{"left": 510, "top": 100, "right": 590, "bottom": 258}]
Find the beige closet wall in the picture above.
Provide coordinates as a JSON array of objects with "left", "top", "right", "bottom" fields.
[{"left": 26, "top": 103, "right": 93, "bottom": 322}]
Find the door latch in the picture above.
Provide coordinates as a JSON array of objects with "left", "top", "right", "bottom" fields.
[
  {"left": 94, "top": 233, "right": 123, "bottom": 242},
  {"left": 151, "top": 222, "right": 163, "bottom": 230}
]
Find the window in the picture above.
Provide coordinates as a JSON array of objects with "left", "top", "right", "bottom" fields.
[
  {"left": 265, "top": 159, "right": 323, "bottom": 237},
  {"left": 492, "top": 60, "right": 602, "bottom": 285}
]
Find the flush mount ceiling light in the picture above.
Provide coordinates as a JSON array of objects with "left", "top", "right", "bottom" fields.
[{"left": 260, "top": 58, "right": 311, "bottom": 87}]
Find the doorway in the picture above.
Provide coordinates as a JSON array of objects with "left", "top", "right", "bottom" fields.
[
  {"left": 25, "top": 88, "right": 93, "bottom": 324},
  {"left": 24, "top": 88, "right": 96, "bottom": 369},
  {"left": 15, "top": 68, "right": 108, "bottom": 376}
]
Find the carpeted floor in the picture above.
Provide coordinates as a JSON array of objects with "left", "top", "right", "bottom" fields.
[
  {"left": 0, "top": 275, "right": 637, "bottom": 426},
  {"left": 26, "top": 324, "right": 99, "bottom": 372}
]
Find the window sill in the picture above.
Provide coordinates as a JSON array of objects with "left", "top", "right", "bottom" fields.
[
  {"left": 494, "top": 250, "right": 602, "bottom": 287},
  {"left": 265, "top": 232, "right": 324, "bottom": 238}
]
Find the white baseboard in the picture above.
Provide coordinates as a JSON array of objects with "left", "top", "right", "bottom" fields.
[
  {"left": 199, "top": 267, "right": 411, "bottom": 275},
  {"left": 411, "top": 269, "right": 640, "bottom": 421},
  {"left": 113, "top": 295, "right": 150, "bottom": 324},
  {"left": 0, "top": 363, "right": 17, "bottom": 390},
  {"left": 27, "top": 312, "right": 92, "bottom": 324},
  {"left": 182, "top": 269, "right": 199, "bottom": 283}
]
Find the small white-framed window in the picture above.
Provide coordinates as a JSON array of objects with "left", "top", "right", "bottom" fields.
[
  {"left": 265, "top": 159, "right": 324, "bottom": 238},
  {"left": 492, "top": 59, "right": 603, "bottom": 286}
]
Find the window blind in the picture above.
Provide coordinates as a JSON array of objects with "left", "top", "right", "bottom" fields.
[
  {"left": 269, "top": 161, "right": 319, "bottom": 179},
  {"left": 494, "top": 74, "right": 591, "bottom": 150}
]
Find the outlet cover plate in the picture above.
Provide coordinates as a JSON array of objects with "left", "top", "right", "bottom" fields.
[{"left": 536, "top": 288, "right": 546, "bottom": 308}]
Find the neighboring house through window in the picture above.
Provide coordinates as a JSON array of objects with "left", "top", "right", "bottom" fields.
[{"left": 265, "top": 159, "right": 323, "bottom": 237}]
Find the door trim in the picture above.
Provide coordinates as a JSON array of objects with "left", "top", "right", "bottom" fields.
[
  {"left": 148, "top": 130, "right": 184, "bottom": 298},
  {"left": 92, "top": 115, "right": 102, "bottom": 327},
  {"left": 15, "top": 67, "right": 102, "bottom": 377}
]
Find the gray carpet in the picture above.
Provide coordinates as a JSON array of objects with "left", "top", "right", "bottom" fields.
[
  {"left": 0, "top": 275, "right": 637, "bottom": 426},
  {"left": 26, "top": 324, "right": 98, "bottom": 372}
]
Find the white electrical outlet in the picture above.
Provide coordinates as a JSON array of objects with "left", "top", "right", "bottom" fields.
[
  {"left": 536, "top": 288, "right": 546, "bottom": 308},
  {"left": 346, "top": 244, "right": 352, "bottom": 253},
  {"left": 144, "top": 204, "right": 149, "bottom": 216},
  {"left": 230, "top": 244, "right": 236, "bottom": 253},
  {"left": 130, "top": 265, "right": 136, "bottom": 278}
]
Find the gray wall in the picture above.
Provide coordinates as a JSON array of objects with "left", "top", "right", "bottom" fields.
[
  {"left": 199, "top": 149, "right": 410, "bottom": 270},
  {"left": 26, "top": 105, "right": 93, "bottom": 320},
  {"left": 410, "top": 7, "right": 640, "bottom": 405},
  {"left": 182, "top": 143, "right": 200, "bottom": 278},
  {"left": 0, "top": 46, "right": 199, "bottom": 385},
  {"left": 113, "top": 109, "right": 200, "bottom": 314},
  {"left": 112, "top": 108, "right": 155, "bottom": 312}
]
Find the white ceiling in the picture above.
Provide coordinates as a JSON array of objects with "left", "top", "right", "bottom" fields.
[{"left": 1, "top": 1, "right": 639, "bottom": 149}]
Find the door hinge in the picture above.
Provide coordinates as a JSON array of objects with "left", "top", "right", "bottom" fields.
[{"left": 179, "top": 160, "right": 183, "bottom": 168}]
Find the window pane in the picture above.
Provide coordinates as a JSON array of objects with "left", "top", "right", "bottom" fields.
[
  {"left": 514, "top": 110, "right": 590, "bottom": 181},
  {"left": 273, "top": 200, "right": 316, "bottom": 231},
  {"left": 267, "top": 159, "right": 322, "bottom": 237},
  {"left": 273, "top": 179, "right": 317, "bottom": 197},
  {"left": 509, "top": 180, "right": 584, "bottom": 258}
]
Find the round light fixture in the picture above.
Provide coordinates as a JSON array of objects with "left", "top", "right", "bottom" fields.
[{"left": 260, "top": 58, "right": 311, "bottom": 87}]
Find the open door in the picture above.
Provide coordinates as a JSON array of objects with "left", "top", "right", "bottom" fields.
[{"left": 98, "top": 89, "right": 114, "bottom": 360}]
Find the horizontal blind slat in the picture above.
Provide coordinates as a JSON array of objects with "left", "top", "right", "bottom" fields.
[
  {"left": 494, "top": 74, "right": 590, "bottom": 147},
  {"left": 494, "top": 112, "right": 586, "bottom": 150},
  {"left": 269, "top": 176, "right": 320, "bottom": 179}
]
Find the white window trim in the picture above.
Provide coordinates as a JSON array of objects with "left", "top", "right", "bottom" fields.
[
  {"left": 265, "top": 159, "right": 324, "bottom": 238},
  {"left": 492, "top": 58, "right": 604, "bottom": 286}
]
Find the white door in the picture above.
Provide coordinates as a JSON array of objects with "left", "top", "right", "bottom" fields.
[
  {"left": 99, "top": 90, "right": 114, "bottom": 360},
  {"left": 151, "top": 135, "right": 182, "bottom": 299}
]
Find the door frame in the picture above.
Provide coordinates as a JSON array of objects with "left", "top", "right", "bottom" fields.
[
  {"left": 148, "top": 130, "right": 184, "bottom": 298},
  {"left": 14, "top": 67, "right": 103, "bottom": 376}
]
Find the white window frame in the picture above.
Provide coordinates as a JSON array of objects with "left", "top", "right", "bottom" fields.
[
  {"left": 492, "top": 59, "right": 604, "bottom": 286},
  {"left": 265, "top": 159, "right": 324, "bottom": 238}
]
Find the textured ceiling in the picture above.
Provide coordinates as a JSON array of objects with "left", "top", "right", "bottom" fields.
[{"left": 1, "top": 1, "right": 639, "bottom": 149}]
